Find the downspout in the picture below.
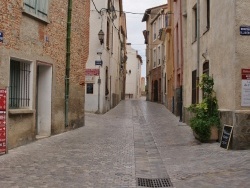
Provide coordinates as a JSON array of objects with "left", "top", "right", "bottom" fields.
[
  {"left": 196, "top": 0, "right": 200, "bottom": 103},
  {"left": 65, "top": 0, "right": 72, "bottom": 127}
]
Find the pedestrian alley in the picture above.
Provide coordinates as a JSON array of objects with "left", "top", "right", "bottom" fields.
[{"left": 0, "top": 99, "right": 249, "bottom": 188}]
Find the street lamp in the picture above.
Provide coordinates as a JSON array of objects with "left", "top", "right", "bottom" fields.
[{"left": 98, "top": 30, "right": 104, "bottom": 45}]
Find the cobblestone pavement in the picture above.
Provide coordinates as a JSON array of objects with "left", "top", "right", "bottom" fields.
[{"left": 0, "top": 99, "right": 249, "bottom": 188}]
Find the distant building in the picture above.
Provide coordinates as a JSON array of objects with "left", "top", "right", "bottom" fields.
[
  {"left": 125, "top": 44, "right": 142, "bottom": 99},
  {"left": 141, "top": 77, "right": 146, "bottom": 96},
  {"left": 85, "top": 0, "right": 127, "bottom": 113},
  {"left": 142, "top": 4, "right": 168, "bottom": 103}
]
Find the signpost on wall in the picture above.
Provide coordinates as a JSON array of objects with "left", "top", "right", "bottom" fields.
[
  {"left": 0, "top": 89, "right": 7, "bottom": 154},
  {"left": 241, "top": 69, "right": 250, "bottom": 106}
]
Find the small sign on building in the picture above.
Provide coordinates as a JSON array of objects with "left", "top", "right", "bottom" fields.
[
  {"left": 0, "top": 89, "right": 7, "bottom": 155},
  {"left": 241, "top": 69, "right": 250, "bottom": 106},
  {"left": 95, "top": 60, "right": 103, "bottom": 66},
  {"left": 240, "top": 26, "right": 250, "bottom": 35},
  {"left": 86, "top": 69, "right": 99, "bottom": 76},
  {"left": 0, "top": 31, "right": 3, "bottom": 43}
]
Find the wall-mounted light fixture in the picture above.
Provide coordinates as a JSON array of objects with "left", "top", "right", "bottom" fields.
[{"left": 98, "top": 30, "right": 104, "bottom": 45}]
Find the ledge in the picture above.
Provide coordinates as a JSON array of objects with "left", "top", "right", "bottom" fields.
[
  {"left": 22, "top": 10, "right": 50, "bottom": 24},
  {"left": 9, "top": 109, "right": 34, "bottom": 115}
]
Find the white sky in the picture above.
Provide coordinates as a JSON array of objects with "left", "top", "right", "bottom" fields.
[{"left": 123, "top": 0, "right": 167, "bottom": 77}]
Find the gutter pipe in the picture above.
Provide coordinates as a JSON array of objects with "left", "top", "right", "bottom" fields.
[{"left": 65, "top": 0, "right": 72, "bottom": 127}]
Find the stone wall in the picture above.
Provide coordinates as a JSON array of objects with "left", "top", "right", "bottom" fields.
[
  {"left": 0, "top": 0, "right": 89, "bottom": 149},
  {"left": 184, "top": 108, "right": 250, "bottom": 150}
]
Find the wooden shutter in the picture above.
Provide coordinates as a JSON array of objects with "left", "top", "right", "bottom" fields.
[
  {"left": 37, "top": 0, "right": 48, "bottom": 18},
  {"left": 23, "top": 0, "right": 36, "bottom": 14}
]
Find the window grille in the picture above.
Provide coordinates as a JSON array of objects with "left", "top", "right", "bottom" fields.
[{"left": 9, "top": 60, "right": 31, "bottom": 109}]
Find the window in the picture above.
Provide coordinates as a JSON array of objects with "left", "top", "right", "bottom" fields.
[
  {"left": 106, "top": 20, "right": 110, "bottom": 49},
  {"left": 105, "top": 67, "right": 109, "bottom": 96},
  {"left": 158, "top": 46, "right": 161, "bottom": 65},
  {"left": 203, "top": 61, "right": 209, "bottom": 75},
  {"left": 206, "top": 0, "right": 210, "bottom": 29},
  {"left": 23, "top": 0, "right": 48, "bottom": 21},
  {"left": 192, "top": 70, "right": 197, "bottom": 104},
  {"left": 192, "top": 4, "right": 197, "bottom": 41},
  {"left": 86, "top": 83, "right": 94, "bottom": 94},
  {"left": 153, "top": 49, "right": 156, "bottom": 67},
  {"left": 158, "top": 16, "right": 162, "bottom": 30},
  {"left": 153, "top": 22, "right": 157, "bottom": 40},
  {"left": 9, "top": 60, "right": 31, "bottom": 109}
]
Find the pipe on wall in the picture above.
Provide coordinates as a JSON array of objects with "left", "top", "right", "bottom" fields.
[{"left": 65, "top": 0, "right": 72, "bottom": 127}]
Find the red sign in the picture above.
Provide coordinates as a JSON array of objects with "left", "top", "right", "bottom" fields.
[
  {"left": 242, "top": 69, "right": 250, "bottom": 80},
  {"left": 0, "top": 89, "right": 6, "bottom": 111},
  {"left": 0, "top": 89, "right": 7, "bottom": 154},
  {"left": 85, "top": 69, "right": 100, "bottom": 76}
]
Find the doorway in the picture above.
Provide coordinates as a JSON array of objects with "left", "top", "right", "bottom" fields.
[
  {"left": 154, "top": 80, "right": 158, "bottom": 102},
  {"left": 36, "top": 64, "right": 52, "bottom": 138}
]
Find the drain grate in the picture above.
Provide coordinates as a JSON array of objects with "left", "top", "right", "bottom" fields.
[{"left": 137, "top": 178, "right": 173, "bottom": 187}]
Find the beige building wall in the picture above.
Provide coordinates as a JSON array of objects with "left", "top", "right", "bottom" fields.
[{"left": 183, "top": 0, "right": 250, "bottom": 149}]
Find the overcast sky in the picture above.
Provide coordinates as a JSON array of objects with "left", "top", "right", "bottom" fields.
[{"left": 123, "top": 0, "right": 167, "bottom": 77}]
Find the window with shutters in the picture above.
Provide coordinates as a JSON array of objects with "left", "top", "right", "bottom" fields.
[{"left": 23, "top": 0, "right": 49, "bottom": 22}]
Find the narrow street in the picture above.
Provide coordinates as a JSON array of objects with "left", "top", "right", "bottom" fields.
[{"left": 0, "top": 99, "right": 249, "bottom": 188}]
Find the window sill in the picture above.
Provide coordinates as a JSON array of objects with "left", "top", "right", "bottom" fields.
[
  {"left": 9, "top": 109, "right": 34, "bottom": 115},
  {"left": 22, "top": 10, "right": 50, "bottom": 24}
]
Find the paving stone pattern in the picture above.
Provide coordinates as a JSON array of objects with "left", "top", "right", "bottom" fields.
[{"left": 0, "top": 99, "right": 249, "bottom": 188}]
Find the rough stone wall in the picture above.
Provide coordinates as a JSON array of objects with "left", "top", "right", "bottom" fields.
[
  {"left": 0, "top": 0, "right": 89, "bottom": 148},
  {"left": 45, "top": 0, "right": 90, "bottom": 132}
]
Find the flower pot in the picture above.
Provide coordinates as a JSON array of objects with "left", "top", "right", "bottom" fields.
[{"left": 193, "top": 126, "right": 219, "bottom": 142}]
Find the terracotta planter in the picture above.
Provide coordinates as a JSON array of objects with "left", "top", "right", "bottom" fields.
[{"left": 193, "top": 126, "right": 219, "bottom": 142}]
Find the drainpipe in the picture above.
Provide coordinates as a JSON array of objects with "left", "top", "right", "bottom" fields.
[
  {"left": 65, "top": 0, "right": 72, "bottom": 127},
  {"left": 196, "top": 0, "right": 200, "bottom": 103}
]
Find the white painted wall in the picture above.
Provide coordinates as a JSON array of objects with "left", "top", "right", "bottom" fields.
[
  {"left": 85, "top": 0, "right": 122, "bottom": 113},
  {"left": 125, "top": 44, "right": 142, "bottom": 99}
]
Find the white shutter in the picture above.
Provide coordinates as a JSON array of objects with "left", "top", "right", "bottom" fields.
[
  {"left": 37, "top": 0, "right": 48, "bottom": 17},
  {"left": 24, "top": 0, "right": 36, "bottom": 14}
]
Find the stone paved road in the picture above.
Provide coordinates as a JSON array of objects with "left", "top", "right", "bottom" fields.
[{"left": 0, "top": 99, "right": 249, "bottom": 188}]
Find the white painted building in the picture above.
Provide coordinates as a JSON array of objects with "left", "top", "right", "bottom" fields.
[
  {"left": 85, "top": 0, "right": 127, "bottom": 113},
  {"left": 125, "top": 44, "right": 143, "bottom": 99}
]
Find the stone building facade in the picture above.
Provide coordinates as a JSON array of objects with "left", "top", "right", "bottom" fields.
[
  {"left": 125, "top": 44, "right": 142, "bottom": 99},
  {"left": 182, "top": 0, "right": 250, "bottom": 149},
  {"left": 142, "top": 4, "right": 168, "bottom": 103},
  {"left": 0, "top": 0, "right": 89, "bottom": 149},
  {"left": 85, "top": 0, "right": 127, "bottom": 113}
]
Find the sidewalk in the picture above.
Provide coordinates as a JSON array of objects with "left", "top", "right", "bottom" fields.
[{"left": 0, "top": 99, "right": 249, "bottom": 188}]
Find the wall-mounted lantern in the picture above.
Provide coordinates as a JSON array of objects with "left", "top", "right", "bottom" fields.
[{"left": 98, "top": 30, "right": 104, "bottom": 45}]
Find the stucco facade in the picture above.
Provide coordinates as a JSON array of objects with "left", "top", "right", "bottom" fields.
[
  {"left": 125, "top": 44, "right": 142, "bottom": 99},
  {"left": 0, "top": 0, "right": 89, "bottom": 149},
  {"left": 183, "top": 0, "right": 250, "bottom": 149},
  {"left": 85, "top": 0, "right": 126, "bottom": 113},
  {"left": 142, "top": 4, "right": 168, "bottom": 103}
]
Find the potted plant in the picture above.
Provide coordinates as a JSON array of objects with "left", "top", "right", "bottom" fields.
[{"left": 188, "top": 74, "right": 220, "bottom": 142}]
